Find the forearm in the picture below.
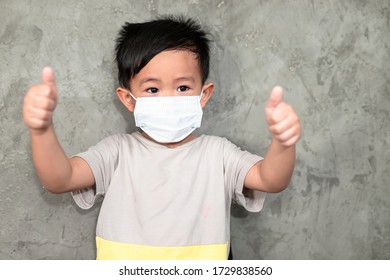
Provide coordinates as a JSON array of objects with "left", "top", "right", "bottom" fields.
[
  {"left": 30, "top": 125, "right": 72, "bottom": 193},
  {"left": 259, "top": 137, "right": 296, "bottom": 192}
]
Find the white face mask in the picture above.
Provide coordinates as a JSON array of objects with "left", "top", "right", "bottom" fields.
[{"left": 129, "top": 91, "right": 204, "bottom": 143}]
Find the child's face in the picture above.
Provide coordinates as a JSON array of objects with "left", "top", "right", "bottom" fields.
[{"left": 117, "top": 50, "right": 214, "bottom": 112}]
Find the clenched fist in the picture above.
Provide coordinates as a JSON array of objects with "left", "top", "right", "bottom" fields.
[
  {"left": 265, "top": 86, "right": 301, "bottom": 147},
  {"left": 23, "top": 67, "right": 58, "bottom": 131}
]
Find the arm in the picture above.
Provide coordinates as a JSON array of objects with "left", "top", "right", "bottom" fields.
[
  {"left": 23, "top": 67, "right": 94, "bottom": 194},
  {"left": 245, "top": 86, "right": 301, "bottom": 193}
]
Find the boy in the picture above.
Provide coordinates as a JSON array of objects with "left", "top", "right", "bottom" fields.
[{"left": 23, "top": 17, "right": 301, "bottom": 260}]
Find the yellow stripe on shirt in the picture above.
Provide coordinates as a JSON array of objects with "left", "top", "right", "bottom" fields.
[{"left": 96, "top": 236, "right": 228, "bottom": 260}]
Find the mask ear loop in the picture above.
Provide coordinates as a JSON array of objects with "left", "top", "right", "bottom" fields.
[
  {"left": 128, "top": 91, "right": 137, "bottom": 101},
  {"left": 199, "top": 90, "right": 204, "bottom": 101}
]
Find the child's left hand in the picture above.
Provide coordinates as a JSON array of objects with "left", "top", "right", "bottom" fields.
[{"left": 265, "top": 86, "right": 301, "bottom": 147}]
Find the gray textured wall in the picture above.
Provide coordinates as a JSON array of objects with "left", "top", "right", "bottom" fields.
[{"left": 0, "top": 0, "right": 389, "bottom": 259}]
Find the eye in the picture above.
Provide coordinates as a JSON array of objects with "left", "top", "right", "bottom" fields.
[
  {"left": 177, "top": 85, "right": 190, "bottom": 92},
  {"left": 146, "top": 88, "right": 159, "bottom": 94}
]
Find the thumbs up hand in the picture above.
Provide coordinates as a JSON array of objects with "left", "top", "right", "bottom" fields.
[
  {"left": 23, "top": 67, "right": 58, "bottom": 131},
  {"left": 265, "top": 86, "right": 301, "bottom": 147}
]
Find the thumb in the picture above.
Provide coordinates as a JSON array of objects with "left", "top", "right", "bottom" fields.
[
  {"left": 265, "top": 86, "right": 283, "bottom": 123},
  {"left": 42, "top": 67, "right": 56, "bottom": 86},
  {"left": 42, "top": 67, "right": 57, "bottom": 99}
]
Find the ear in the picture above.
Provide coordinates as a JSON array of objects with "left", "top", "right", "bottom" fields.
[
  {"left": 117, "top": 87, "right": 135, "bottom": 112},
  {"left": 200, "top": 82, "right": 214, "bottom": 108}
]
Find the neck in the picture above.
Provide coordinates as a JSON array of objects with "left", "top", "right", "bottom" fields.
[{"left": 140, "top": 131, "right": 197, "bottom": 148}]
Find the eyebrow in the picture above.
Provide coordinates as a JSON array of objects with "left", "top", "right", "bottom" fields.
[
  {"left": 138, "top": 77, "right": 161, "bottom": 86},
  {"left": 174, "top": 76, "right": 196, "bottom": 84},
  {"left": 138, "top": 76, "right": 196, "bottom": 86}
]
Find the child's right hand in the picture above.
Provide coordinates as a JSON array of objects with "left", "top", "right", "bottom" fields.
[{"left": 23, "top": 67, "right": 58, "bottom": 132}]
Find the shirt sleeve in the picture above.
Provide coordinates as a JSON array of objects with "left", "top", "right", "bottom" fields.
[
  {"left": 71, "top": 134, "right": 121, "bottom": 210},
  {"left": 223, "top": 138, "right": 266, "bottom": 212}
]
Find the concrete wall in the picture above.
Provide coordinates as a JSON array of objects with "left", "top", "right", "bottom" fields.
[{"left": 0, "top": 0, "right": 389, "bottom": 259}]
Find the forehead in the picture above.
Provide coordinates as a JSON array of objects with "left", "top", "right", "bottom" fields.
[{"left": 133, "top": 50, "right": 202, "bottom": 83}]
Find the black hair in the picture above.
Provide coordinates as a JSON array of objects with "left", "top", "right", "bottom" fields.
[{"left": 115, "top": 16, "right": 210, "bottom": 90}]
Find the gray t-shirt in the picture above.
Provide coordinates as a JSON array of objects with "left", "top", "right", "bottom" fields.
[{"left": 72, "top": 132, "right": 266, "bottom": 259}]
